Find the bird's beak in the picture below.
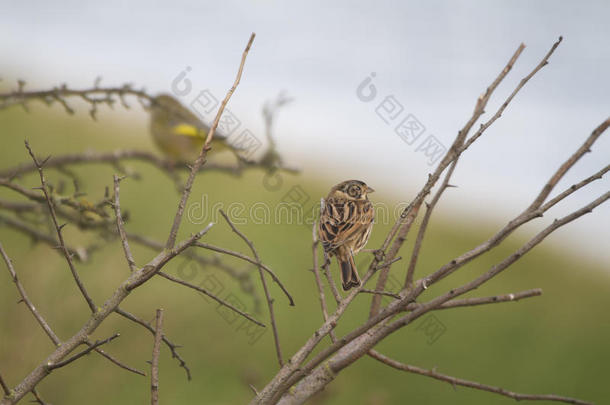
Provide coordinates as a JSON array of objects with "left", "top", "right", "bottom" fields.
[{"left": 366, "top": 186, "right": 375, "bottom": 193}]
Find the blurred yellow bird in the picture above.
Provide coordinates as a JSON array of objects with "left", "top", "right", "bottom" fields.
[{"left": 149, "top": 94, "right": 241, "bottom": 163}]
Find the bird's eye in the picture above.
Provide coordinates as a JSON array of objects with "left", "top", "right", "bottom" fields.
[{"left": 348, "top": 185, "right": 360, "bottom": 197}]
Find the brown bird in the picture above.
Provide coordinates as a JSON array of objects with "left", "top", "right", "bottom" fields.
[{"left": 318, "top": 180, "right": 375, "bottom": 291}]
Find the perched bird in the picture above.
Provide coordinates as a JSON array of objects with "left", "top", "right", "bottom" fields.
[
  {"left": 318, "top": 180, "right": 375, "bottom": 291},
  {"left": 149, "top": 94, "right": 242, "bottom": 163}
]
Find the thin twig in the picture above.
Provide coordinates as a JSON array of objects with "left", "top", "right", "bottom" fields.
[
  {"left": 127, "top": 223, "right": 214, "bottom": 291},
  {"left": 420, "top": 119, "right": 609, "bottom": 292},
  {"left": 1, "top": 241, "right": 143, "bottom": 378},
  {"left": 125, "top": 230, "right": 252, "bottom": 284},
  {"left": 375, "top": 42, "right": 527, "bottom": 268},
  {"left": 405, "top": 288, "right": 543, "bottom": 311},
  {"left": 0, "top": 176, "right": 109, "bottom": 221},
  {"left": 0, "top": 198, "right": 38, "bottom": 212},
  {"left": 360, "top": 290, "right": 401, "bottom": 300},
  {"left": 259, "top": 92, "right": 293, "bottom": 170},
  {"left": 90, "top": 344, "right": 145, "bottom": 377},
  {"left": 0, "top": 370, "right": 9, "bottom": 397},
  {"left": 0, "top": 83, "right": 154, "bottom": 113},
  {"left": 0, "top": 242, "right": 61, "bottom": 344},
  {"left": 460, "top": 37, "right": 564, "bottom": 154},
  {"left": 112, "top": 175, "right": 137, "bottom": 272},
  {"left": 383, "top": 194, "right": 610, "bottom": 347},
  {"left": 0, "top": 149, "right": 298, "bottom": 182},
  {"left": 0, "top": 214, "right": 89, "bottom": 261},
  {"left": 405, "top": 159, "right": 459, "bottom": 289},
  {"left": 368, "top": 350, "right": 591, "bottom": 405},
  {"left": 311, "top": 222, "right": 336, "bottom": 343},
  {"left": 0, "top": 223, "right": 213, "bottom": 404},
  {"left": 115, "top": 308, "right": 190, "bottom": 380},
  {"left": 368, "top": 201, "right": 420, "bottom": 318},
  {"left": 541, "top": 163, "right": 610, "bottom": 213},
  {"left": 219, "top": 209, "right": 284, "bottom": 367},
  {"left": 370, "top": 39, "right": 554, "bottom": 306},
  {"left": 156, "top": 271, "right": 265, "bottom": 327},
  {"left": 151, "top": 309, "right": 164, "bottom": 405},
  {"left": 194, "top": 241, "right": 294, "bottom": 305},
  {"left": 30, "top": 389, "right": 49, "bottom": 405},
  {"left": 48, "top": 333, "right": 120, "bottom": 370},
  {"left": 529, "top": 117, "right": 610, "bottom": 211},
  {"left": 166, "top": 33, "right": 256, "bottom": 250},
  {"left": 321, "top": 252, "right": 341, "bottom": 305},
  {"left": 25, "top": 141, "right": 96, "bottom": 312}
]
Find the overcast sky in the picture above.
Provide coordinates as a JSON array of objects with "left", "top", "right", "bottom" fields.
[{"left": 1, "top": 0, "right": 608, "bottom": 266}]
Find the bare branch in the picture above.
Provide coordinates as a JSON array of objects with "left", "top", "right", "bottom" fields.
[
  {"left": 304, "top": 194, "right": 605, "bottom": 382},
  {"left": 112, "top": 175, "right": 137, "bottom": 272},
  {"left": 405, "top": 158, "right": 459, "bottom": 289},
  {"left": 1, "top": 222, "right": 213, "bottom": 404},
  {"left": 460, "top": 37, "right": 563, "bottom": 153},
  {"left": 194, "top": 241, "right": 294, "bottom": 306},
  {"left": 151, "top": 309, "right": 164, "bottom": 405},
  {"left": 156, "top": 271, "right": 265, "bottom": 327},
  {"left": 219, "top": 209, "right": 284, "bottom": 367},
  {"left": 311, "top": 222, "right": 336, "bottom": 343},
  {"left": 0, "top": 198, "right": 38, "bottom": 212},
  {"left": 0, "top": 82, "right": 153, "bottom": 113},
  {"left": 166, "top": 33, "right": 256, "bottom": 250},
  {"left": 25, "top": 141, "right": 97, "bottom": 312},
  {"left": 1, "top": 241, "right": 144, "bottom": 380},
  {"left": 124, "top": 231, "right": 259, "bottom": 303},
  {"left": 374, "top": 39, "right": 564, "bottom": 305},
  {"left": 0, "top": 214, "right": 90, "bottom": 261},
  {"left": 321, "top": 252, "right": 341, "bottom": 305},
  {"left": 0, "top": 370, "right": 9, "bottom": 397},
  {"left": 528, "top": 117, "right": 609, "bottom": 212},
  {"left": 369, "top": 200, "right": 420, "bottom": 317},
  {"left": 405, "top": 288, "right": 543, "bottom": 311},
  {"left": 368, "top": 350, "right": 591, "bottom": 405},
  {"left": 420, "top": 120, "right": 609, "bottom": 292},
  {"left": 360, "top": 289, "right": 401, "bottom": 300},
  {"left": 0, "top": 242, "right": 61, "bottom": 345},
  {"left": 382, "top": 193, "right": 610, "bottom": 348},
  {"left": 374, "top": 41, "right": 528, "bottom": 270},
  {"left": 0, "top": 177, "right": 111, "bottom": 227},
  {"left": 90, "top": 344, "right": 145, "bottom": 377},
  {"left": 541, "top": 163, "right": 610, "bottom": 212},
  {"left": 48, "top": 333, "right": 120, "bottom": 370},
  {"left": 29, "top": 389, "right": 49, "bottom": 405},
  {"left": 0, "top": 149, "right": 296, "bottom": 181},
  {"left": 115, "top": 308, "right": 190, "bottom": 380},
  {"left": 253, "top": 40, "right": 606, "bottom": 405},
  {"left": 259, "top": 92, "right": 294, "bottom": 171}
]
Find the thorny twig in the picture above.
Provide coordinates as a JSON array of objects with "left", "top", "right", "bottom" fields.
[
  {"left": 165, "top": 33, "right": 256, "bottom": 250},
  {"left": 25, "top": 141, "right": 97, "bottom": 312},
  {"left": 368, "top": 350, "right": 591, "bottom": 405},
  {"left": 151, "top": 309, "right": 164, "bottom": 405},
  {"left": 219, "top": 209, "right": 284, "bottom": 367}
]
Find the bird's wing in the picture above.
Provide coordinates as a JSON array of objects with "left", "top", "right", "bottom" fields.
[{"left": 319, "top": 199, "right": 372, "bottom": 253}]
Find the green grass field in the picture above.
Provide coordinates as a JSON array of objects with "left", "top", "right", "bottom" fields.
[{"left": 1, "top": 104, "right": 608, "bottom": 404}]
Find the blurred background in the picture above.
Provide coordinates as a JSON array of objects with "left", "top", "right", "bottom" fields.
[{"left": 0, "top": 1, "right": 608, "bottom": 404}]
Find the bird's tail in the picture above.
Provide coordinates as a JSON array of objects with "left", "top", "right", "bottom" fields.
[{"left": 339, "top": 252, "right": 361, "bottom": 291}]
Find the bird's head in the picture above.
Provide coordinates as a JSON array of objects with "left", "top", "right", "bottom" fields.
[{"left": 328, "top": 180, "right": 375, "bottom": 201}]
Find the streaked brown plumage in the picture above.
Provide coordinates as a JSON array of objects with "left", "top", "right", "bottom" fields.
[{"left": 318, "top": 180, "right": 375, "bottom": 291}]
